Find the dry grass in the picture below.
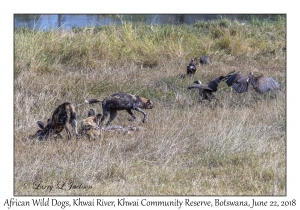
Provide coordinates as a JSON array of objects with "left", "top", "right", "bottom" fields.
[{"left": 14, "top": 18, "right": 286, "bottom": 195}]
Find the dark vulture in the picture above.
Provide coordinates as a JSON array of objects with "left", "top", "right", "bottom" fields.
[
  {"left": 199, "top": 56, "right": 210, "bottom": 65},
  {"left": 226, "top": 71, "right": 280, "bottom": 94},
  {"left": 187, "top": 58, "right": 197, "bottom": 76},
  {"left": 188, "top": 73, "right": 233, "bottom": 102},
  {"left": 188, "top": 80, "right": 216, "bottom": 102},
  {"left": 248, "top": 72, "right": 280, "bottom": 94},
  {"left": 225, "top": 71, "right": 250, "bottom": 93}
]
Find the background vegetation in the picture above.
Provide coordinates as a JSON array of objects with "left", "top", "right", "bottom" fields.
[{"left": 14, "top": 17, "right": 286, "bottom": 195}]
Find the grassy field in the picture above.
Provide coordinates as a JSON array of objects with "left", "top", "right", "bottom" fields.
[{"left": 14, "top": 17, "right": 286, "bottom": 195}]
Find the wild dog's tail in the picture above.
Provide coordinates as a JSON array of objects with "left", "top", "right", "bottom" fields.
[
  {"left": 76, "top": 98, "right": 102, "bottom": 107},
  {"left": 85, "top": 99, "right": 102, "bottom": 104}
]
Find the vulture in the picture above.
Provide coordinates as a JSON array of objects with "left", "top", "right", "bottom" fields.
[
  {"left": 188, "top": 72, "right": 234, "bottom": 102},
  {"left": 188, "top": 80, "right": 216, "bottom": 102},
  {"left": 225, "top": 71, "right": 250, "bottom": 93},
  {"left": 226, "top": 71, "right": 280, "bottom": 94},
  {"left": 199, "top": 56, "right": 210, "bottom": 65},
  {"left": 248, "top": 72, "right": 280, "bottom": 94},
  {"left": 187, "top": 58, "right": 197, "bottom": 76}
]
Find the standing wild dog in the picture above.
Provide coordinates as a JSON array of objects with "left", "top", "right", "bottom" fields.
[
  {"left": 81, "top": 109, "right": 103, "bottom": 140},
  {"left": 29, "top": 102, "right": 78, "bottom": 141},
  {"left": 86, "top": 92, "right": 153, "bottom": 125}
]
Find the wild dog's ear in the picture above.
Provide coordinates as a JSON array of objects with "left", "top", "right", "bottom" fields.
[
  {"left": 37, "top": 121, "right": 45, "bottom": 129},
  {"left": 95, "top": 114, "right": 102, "bottom": 126},
  {"left": 88, "top": 109, "right": 95, "bottom": 117}
]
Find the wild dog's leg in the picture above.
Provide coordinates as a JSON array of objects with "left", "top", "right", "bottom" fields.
[
  {"left": 95, "top": 114, "right": 102, "bottom": 127},
  {"left": 56, "top": 133, "right": 63, "bottom": 139},
  {"left": 134, "top": 107, "right": 147, "bottom": 123},
  {"left": 70, "top": 111, "right": 78, "bottom": 138},
  {"left": 89, "top": 130, "right": 95, "bottom": 140},
  {"left": 45, "top": 129, "right": 55, "bottom": 140},
  {"left": 106, "top": 110, "right": 117, "bottom": 126},
  {"left": 126, "top": 109, "right": 136, "bottom": 121},
  {"left": 100, "top": 109, "right": 110, "bottom": 125},
  {"left": 71, "top": 119, "right": 78, "bottom": 138},
  {"left": 64, "top": 125, "right": 72, "bottom": 141}
]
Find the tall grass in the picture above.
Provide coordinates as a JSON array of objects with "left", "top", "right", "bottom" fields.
[{"left": 14, "top": 18, "right": 286, "bottom": 195}]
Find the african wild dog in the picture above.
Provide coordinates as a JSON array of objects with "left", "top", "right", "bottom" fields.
[
  {"left": 81, "top": 109, "right": 103, "bottom": 140},
  {"left": 86, "top": 92, "right": 153, "bottom": 125},
  {"left": 29, "top": 102, "right": 78, "bottom": 141}
]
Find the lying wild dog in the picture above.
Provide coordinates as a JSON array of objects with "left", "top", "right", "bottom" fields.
[
  {"left": 29, "top": 102, "right": 78, "bottom": 141},
  {"left": 81, "top": 109, "right": 103, "bottom": 140},
  {"left": 86, "top": 92, "right": 153, "bottom": 125}
]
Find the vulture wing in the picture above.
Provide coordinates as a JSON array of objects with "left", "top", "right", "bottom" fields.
[
  {"left": 188, "top": 84, "right": 213, "bottom": 91},
  {"left": 232, "top": 74, "right": 250, "bottom": 93},
  {"left": 207, "top": 76, "right": 224, "bottom": 92},
  {"left": 225, "top": 72, "right": 249, "bottom": 93},
  {"left": 250, "top": 75, "right": 280, "bottom": 94},
  {"left": 226, "top": 72, "right": 240, "bottom": 87}
]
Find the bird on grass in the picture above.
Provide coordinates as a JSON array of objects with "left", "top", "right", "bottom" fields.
[
  {"left": 188, "top": 72, "right": 234, "bottom": 102},
  {"left": 187, "top": 58, "right": 197, "bottom": 76},
  {"left": 225, "top": 71, "right": 280, "bottom": 94},
  {"left": 199, "top": 55, "right": 210, "bottom": 65}
]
